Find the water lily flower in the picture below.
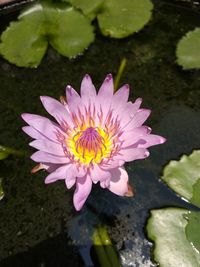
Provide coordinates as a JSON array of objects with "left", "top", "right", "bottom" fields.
[{"left": 22, "top": 74, "right": 166, "bottom": 211}]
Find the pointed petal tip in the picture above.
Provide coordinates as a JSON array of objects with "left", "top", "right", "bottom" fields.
[
  {"left": 84, "top": 74, "right": 90, "bottom": 79},
  {"left": 135, "top": 97, "right": 143, "bottom": 104},
  {"left": 21, "top": 113, "right": 29, "bottom": 121},
  {"left": 22, "top": 126, "right": 27, "bottom": 133},
  {"left": 106, "top": 73, "right": 113, "bottom": 81},
  {"left": 160, "top": 137, "right": 167, "bottom": 144},
  {"left": 125, "top": 183, "right": 134, "bottom": 197},
  {"left": 73, "top": 198, "right": 85, "bottom": 211}
]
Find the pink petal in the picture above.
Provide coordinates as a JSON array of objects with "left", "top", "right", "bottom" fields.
[
  {"left": 118, "top": 147, "right": 150, "bottom": 162},
  {"left": 21, "top": 113, "right": 62, "bottom": 142},
  {"left": 40, "top": 96, "right": 73, "bottom": 127},
  {"left": 66, "top": 85, "right": 81, "bottom": 113},
  {"left": 97, "top": 74, "right": 114, "bottom": 125},
  {"left": 100, "top": 178, "right": 110, "bottom": 188},
  {"left": 113, "top": 84, "right": 129, "bottom": 104},
  {"left": 89, "top": 164, "right": 111, "bottom": 183},
  {"left": 100, "top": 159, "right": 125, "bottom": 170},
  {"left": 44, "top": 164, "right": 77, "bottom": 189},
  {"left": 22, "top": 126, "right": 47, "bottom": 140},
  {"left": 136, "top": 134, "right": 166, "bottom": 148},
  {"left": 73, "top": 175, "right": 92, "bottom": 211},
  {"left": 31, "top": 151, "right": 69, "bottom": 164},
  {"left": 29, "top": 139, "right": 64, "bottom": 156},
  {"left": 45, "top": 164, "right": 70, "bottom": 184},
  {"left": 80, "top": 74, "right": 96, "bottom": 99},
  {"left": 108, "top": 167, "right": 129, "bottom": 196},
  {"left": 121, "top": 126, "right": 151, "bottom": 147},
  {"left": 112, "top": 98, "right": 142, "bottom": 128},
  {"left": 124, "top": 109, "right": 151, "bottom": 130},
  {"left": 111, "top": 84, "right": 130, "bottom": 111},
  {"left": 98, "top": 74, "right": 114, "bottom": 99},
  {"left": 43, "top": 163, "right": 62, "bottom": 173}
]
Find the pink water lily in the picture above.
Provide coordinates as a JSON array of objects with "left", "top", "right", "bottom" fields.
[{"left": 22, "top": 74, "right": 166, "bottom": 210}]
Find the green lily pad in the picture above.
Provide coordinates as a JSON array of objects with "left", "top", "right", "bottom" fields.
[
  {"left": 0, "top": 1, "right": 94, "bottom": 67},
  {"left": 176, "top": 27, "right": 200, "bottom": 69},
  {"left": 0, "top": 5, "right": 47, "bottom": 68},
  {"left": 185, "top": 211, "right": 200, "bottom": 253},
  {"left": 191, "top": 179, "right": 200, "bottom": 208},
  {"left": 97, "top": 0, "right": 153, "bottom": 38},
  {"left": 67, "top": 0, "right": 103, "bottom": 20},
  {"left": 45, "top": 3, "right": 94, "bottom": 58},
  {"left": 147, "top": 150, "right": 200, "bottom": 266},
  {"left": 147, "top": 208, "right": 200, "bottom": 267},
  {"left": 161, "top": 150, "right": 200, "bottom": 206}
]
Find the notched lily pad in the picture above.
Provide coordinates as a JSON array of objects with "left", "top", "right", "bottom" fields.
[
  {"left": 147, "top": 150, "right": 200, "bottom": 266},
  {"left": 47, "top": 5, "right": 94, "bottom": 58},
  {"left": 176, "top": 27, "right": 200, "bottom": 69},
  {"left": 161, "top": 150, "right": 200, "bottom": 206},
  {"left": 147, "top": 208, "right": 200, "bottom": 267},
  {"left": 0, "top": 1, "right": 94, "bottom": 67},
  {"left": 67, "top": 0, "right": 103, "bottom": 20},
  {"left": 97, "top": 0, "right": 153, "bottom": 38},
  {"left": 0, "top": 5, "right": 47, "bottom": 68}
]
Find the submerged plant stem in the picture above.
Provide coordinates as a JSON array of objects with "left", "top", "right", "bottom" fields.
[
  {"left": 92, "top": 226, "right": 121, "bottom": 267},
  {"left": 0, "top": 144, "right": 26, "bottom": 157},
  {"left": 114, "top": 58, "right": 127, "bottom": 91}
]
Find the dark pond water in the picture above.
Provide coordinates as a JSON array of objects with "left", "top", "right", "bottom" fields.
[{"left": 0, "top": 1, "right": 200, "bottom": 266}]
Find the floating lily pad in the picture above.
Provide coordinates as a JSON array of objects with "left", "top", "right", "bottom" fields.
[
  {"left": 176, "top": 27, "right": 200, "bottom": 69},
  {"left": 147, "top": 150, "right": 200, "bottom": 266},
  {"left": 147, "top": 208, "right": 200, "bottom": 267},
  {"left": 0, "top": 1, "right": 94, "bottom": 67},
  {"left": 185, "top": 211, "right": 200, "bottom": 253},
  {"left": 67, "top": 0, "right": 103, "bottom": 20},
  {"left": 161, "top": 150, "right": 200, "bottom": 206},
  {"left": 191, "top": 179, "right": 200, "bottom": 208},
  {"left": 0, "top": 6, "right": 47, "bottom": 68},
  {"left": 97, "top": 0, "right": 153, "bottom": 38}
]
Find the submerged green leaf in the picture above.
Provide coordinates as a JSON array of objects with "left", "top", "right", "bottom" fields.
[
  {"left": 0, "top": 1, "right": 94, "bottom": 67},
  {"left": 97, "top": 0, "right": 153, "bottom": 38},
  {"left": 185, "top": 211, "right": 200, "bottom": 253},
  {"left": 161, "top": 150, "right": 200, "bottom": 206},
  {"left": 0, "top": 151, "right": 9, "bottom": 160},
  {"left": 147, "top": 208, "right": 200, "bottom": 267},
  {"left": 176, "top": 27, "right": 200, "bottom": 69},
  {"left": 0, "top": 178, "right": 4, "bottom": 201}
]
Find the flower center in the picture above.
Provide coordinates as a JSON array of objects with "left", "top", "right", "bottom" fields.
[
  {"left": 76, "top": 127, "right": 105, "bottom": 156},
  {"left": 68, "top": 127, "right": 112, "bottom": 165}
]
